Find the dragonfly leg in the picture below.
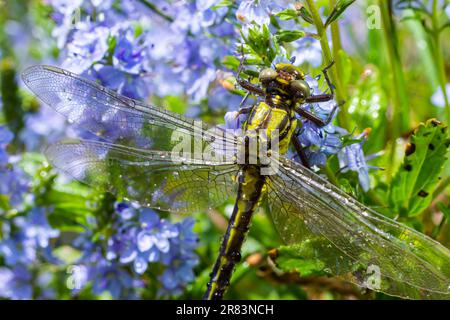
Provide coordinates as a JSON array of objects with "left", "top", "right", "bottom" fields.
[
  {"left": 237, "top": 105, "right": 254, "bottom": 116},
  {"left": 291, "top": 134, "right": 310, "bottom": 168},
  {"left": 305, "top": 93, "right": 334, "bottom": 103},
  {"left": 295, "top": 106, "right": 327, "bottom": 127},
  {"left": 237, "top": 44, "right": 246, "bottom": 77},
  {"left": 300, "top": 59, "right": 344, "bottom": 127},
  {"left": 302, "top": 60, "right": 336, "bottom": 104},
  {"left": 236, "top": 45, "right": 265, "bottom": 97},
  {"left": 295, "top": 103, "right": 340, "bottom": 127},
  {"left": 321, "top": 60, "right": 335, "bottom": 95},
  {"left": 237, "top": 78, "right": 265, "bottom": 97},
  {"left": 238, "top": 91, "right": 251, "bottom": 109}
]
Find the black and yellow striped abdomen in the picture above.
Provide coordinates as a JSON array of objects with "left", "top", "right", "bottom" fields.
[{"left": 203, "top": 165, "right": 266, "bottom": 299}]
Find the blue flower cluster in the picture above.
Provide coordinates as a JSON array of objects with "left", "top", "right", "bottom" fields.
[
  {"left": 71, "top": 202, "right": 198, "bottom": 298},
  {"left": 48, "top": 0, "right": 239, "bottom": 106},
  {"left": 0, "top": 127, "right": 64, "bottom": 299},
  {"left": 0, "top": 126, "right": 30, "bottom": 206},
  {"left": 0, "top": 206, "right": 60, "bottom": 299}
]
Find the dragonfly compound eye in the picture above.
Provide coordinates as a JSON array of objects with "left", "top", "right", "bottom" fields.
[
  {"left": 290, "top": 79, "right": 311, "bottom": 100},
  {"left": 259, "top": 68, "right": 278, "bottom": 83}
]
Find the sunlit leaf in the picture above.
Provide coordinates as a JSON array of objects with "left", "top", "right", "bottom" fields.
[
  {"left": 298, "top": 6, "right": 314, "bottom": 24},
  {"left": 346, "top": 66, "right": 388, "bottom": 154},
  {"left": 270, "top": 243, "right": 327, "bottom": 277},
  {"left": 437, "top": 202, "right": 450, "bottom": 222},
  {"left": 389, "top": 119, "right": 450, "bottom": 217},
  {"left": 325, "top": 0, "right": 357, "bottom": 28},
  {"left": 275, "top": 30, "right": 305, "bottom": 43},
  {"left": 275, "top": 8, "right": 299, "bottom": 21}
]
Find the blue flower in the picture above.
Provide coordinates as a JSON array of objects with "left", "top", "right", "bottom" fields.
[
  {"left": 48, "top": 0, "right": 84, "bottom": 48},
  {"left": 0, "top": 125, "right": 14, "bottom": 166},
  {"left": 0, "top": 125, "right": 14, "bottom": 144},
  {"left": 158, "top": 262, "right": 195, "bottom": 296},
  {"left": 292, "top": 37, "right": 323, "bottom": 68},
  {"left": 134, "top": 209, "right": 179, "bottom": 274},
  {"left": 110, "top": 24, "right": 149, "bottom": 74},
  {"left": 172, "top": 2, "right": 221, "bottom": 35},
  {"left": 72, "top": 234, "right": 143, "bottom": 299},
  {"left": 79, "top": 203, "right": 199, "bottom": 296},
  {"left": 208, "top": 85, "right": 244, "bottom": 111},
  {"left": 156, "top": 217, "right": 199, "bottom": 296},
  {"left": 15, "top": 207, "right": 60, "bottom": 248},
  {"left": 0, "top": 207, "right": 60, "bottom": 265},
  {"left": 293, "top": 75, "right": 344, "bottom": 166},
  {"left": 236, "top": 0, "right": 275, "bottom": 25},
  {"left": 36, "top": 272, "right": 57, "bottom": 299},
  {"left": 0, "top": 265, "right": 33, "bottom": 300},
  {"left": 224, "top": 111, "right": 247, "bottom": 130},
  {"left": 63, "top": 23, "right": 110, "bottom": 74},
  {"left": 19, "top": 107, "right": 66, "bottom": 151},
  {"left": 115, "top": 201, "right": 137, "bottom": 220},
  {"left": 0, "top": 167, "right": 30, "bottom": 208},
  {"left": 338, "top": 131, "right": 371, "bottom": 192},
  {"left": 297, "top": 122, "right": 344, "bottom": 166},
  {"left": 90, "top": 261, "right": 142, "bottom": 299},
  {"left": 106, "top": 225, "right": 139, "bottom": 264},
  {"left": 94, "top": 65, "right": 149, "bottom": 100},
  {"left": 171, "top": 218, "right": 199, "bottom": 255},
  {"left": 431, "top": 84, "right": 450, "bottom": 108}
]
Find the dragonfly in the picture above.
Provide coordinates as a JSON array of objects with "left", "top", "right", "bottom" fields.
[{"left": 22, "top": 63, "right": 450, "bottom": 300}]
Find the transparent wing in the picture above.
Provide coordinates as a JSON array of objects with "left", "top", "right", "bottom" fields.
[
  {"left": 22, "top": 65, "right": 238, "bottom": 156},
  {"left": 45, "top": 139, "right": 239, "bottom": 214},
  {"left": 267, "top": 157, "right": 450, "bottom": 299}
]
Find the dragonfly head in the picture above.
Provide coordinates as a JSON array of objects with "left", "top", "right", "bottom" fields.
[{"left": 259, "top": 63, "right": 311, "bottom": 102}]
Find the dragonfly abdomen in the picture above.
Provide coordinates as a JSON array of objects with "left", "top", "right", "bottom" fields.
[{"left": 203, "top": 165, "right": 266, "bottom": 300}]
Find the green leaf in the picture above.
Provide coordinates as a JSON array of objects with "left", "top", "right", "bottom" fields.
[
  {"left": 164, "top": 95, "right": 187, "bottom": 114},
  {"left": 241, "top": 24, "right": 278, "bottom": 67},
  {"left": 269, "top": 14, "right": 281, "bottom": 29},
  {"left": 389, "top": 119, "right": 450, "bottom": 217},
  {"left": 48, "top": 208, "right": 88, "bottom": 232},
  {"left": 275, "top": 30, "right": 305, "bottom": 43},
  {"left": 0, "top": 195, "right": 9, "bottom": 212},
  {"left": 222, "top": 55, "right": 241, "bottom": 71},
  {"left": 298, "top": 6, "right": 314, "bottom": 24},
  {"left": 324, "top": 0, "right": 357, "bottom": 28},
  {"left": 275, "top": 8, "right": 299, "bottom": 21},
  {"left": 270, "top": 243, "right": 327, "bottom": 277},
  {"left": 211, "top": 0, "right": 233, "bottom": 10},
  {"left": 0, "top": 58, "right": 25, "bottom": 137},
  {"left": 346, "top": 66, "right": 388, "bottom": 154},
  {"left": 437, "top": 202, "right": 450, "bottom": 222}
]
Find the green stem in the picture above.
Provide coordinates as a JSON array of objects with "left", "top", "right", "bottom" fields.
[
  {"left": 305, "top": 0, "right": 349, "bottom": 129},
  {"left": 324, "top": 162, "right": 339, "bottom": 187},
  {"left": 328, "top": 0, "right": 347, "bottom": 98},
  {"left": 432, "top": 176, "right": 450, "bottom": 199},
  {"left": 431, "top": 0, "right": 450, "bottom": 121},
  {"left": 139, "top": 0, "right": 174, "bottom": 22},
  {"left": 432, "top": 211, "right": 447, "bottom": 239},
  {"left": 379, "top": 0, "right": 409, "bottom": 181},
  {"left": 366, "top": 189, "right": 387, "bottom": 209}
]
